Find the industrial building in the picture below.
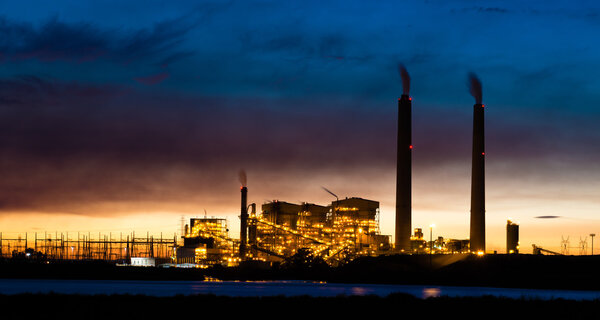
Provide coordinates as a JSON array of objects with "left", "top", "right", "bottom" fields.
[
  {"left": 251, "top": 197, "right": 391, "bottom": 262},
  {"left": 250, "top": 197, "right": 391, "bottom": 263},
  {"left": 409, "top": 228, "right": 470, "bottom": 254},
  {"left": 253, "top": 201, "right": 329, "bottom": 257},
  {"left": 507, "top": 220, "right": 519, "bottom": 254},
  {"left": 176, "top": 192, "right": 392, "bottom": 267},
  {"left": 177, "top": 217, "right": 239, "bottom": 267}
]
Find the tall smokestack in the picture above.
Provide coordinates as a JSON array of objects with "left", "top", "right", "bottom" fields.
[
  {"left": 239, "top": 170, "right": 248, "bottom": 259},
  {"left": 395, "top": 64, "right": 412, "bottom": 251},
  {"left": 468, "top": 73, "right": 485, "bottom": 253}
]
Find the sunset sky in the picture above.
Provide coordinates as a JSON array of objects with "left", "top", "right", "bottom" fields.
[{"left": 1, "top": 1, "right": 600, "bottom": 253}]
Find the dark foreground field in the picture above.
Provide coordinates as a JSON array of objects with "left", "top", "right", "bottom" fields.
[
  {"left": 5, "top": 254, "right": 600, "bottom": 290},
  {"left": 0, "top": 293, "right": 599, "bottom": 320}
]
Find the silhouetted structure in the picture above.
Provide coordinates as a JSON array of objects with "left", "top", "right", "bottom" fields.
[
  {"left": 0, "top": 232, "right": 175, "bottom": 261},
  {"left": 507, "top": 220, "right": 519, "bottom": 254},
  {"left": 470, "top": 102, "right": 485, "bottom": 252},
  {"left": 396, "top": 94, "right": 412, "bottom": 251},
  {"left": 240, "top": 186, "right": 248, "bottom": 259}
]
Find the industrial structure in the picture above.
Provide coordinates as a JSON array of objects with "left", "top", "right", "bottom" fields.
[
  {"left": 251, "top": 197, "right": 391, "bottom": 261},
  {"left": 175, "top": 171, "right": 395, "bottom": 266},
  {"left": 394, "top": 68, "right": 481, "bottom": 254},
  {"left": 469, "top": 74, "right": 486, "bottom": 253},
  {"left": 3, "top": 69, "right": 558, "bottom": 265},
  {"left": 177, "top": 217, "right": 239, "bottom": 267},
  {"left": 174, "top": 172, "right": 483, "bottom": 268},
  {"left": 178, "top": 190, "right": 392, "bottom": 266},
  {"left": 507, "top": 220, "right": 519, "bottom": 254},
  {"left": 0, "top": 232, "right": 176, "bottom": 264},
  {"left": 239, "top": 185, "right": 249, "bottom": 258},
  {"left": 409, "top": 228, "right": 470, "bottom": 254},
  {"left": 395, "top": 65, "right": 412, "bottom": 252}
]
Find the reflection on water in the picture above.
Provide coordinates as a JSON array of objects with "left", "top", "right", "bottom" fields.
[
  {"left": 1, "top": 279, "right": 600, "bottom": 301},
  {"left": 351, "top": 287, "right": 368, "bottom": 295},
  {"left": 422, "top": 288, "right": 441, "bottom": 298}
]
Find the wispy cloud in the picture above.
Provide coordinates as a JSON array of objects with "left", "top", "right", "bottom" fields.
[
  {"left": 134, "top": 72, "right": 170, "bottom": 85},
  {"left": 0, "top": 15, "right": 195, "bottom": 65}
]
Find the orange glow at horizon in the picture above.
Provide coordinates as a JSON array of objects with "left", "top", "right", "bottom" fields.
[{"left": 1, "top": 163, "right": 599, "bottom": 255}]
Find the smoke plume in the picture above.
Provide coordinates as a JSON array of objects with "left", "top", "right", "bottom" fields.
[
  {"left": 239, "top": 169, "right": 247, "bottom": 187},
  {"left": 398, "top": 64, "right": 410, "bottom": 95},
  {"left": 321, "top": 186, "right": 338, "bottom": 200},
  {"left": 468, "top": 72, "right": 482, "bottom": 104}
]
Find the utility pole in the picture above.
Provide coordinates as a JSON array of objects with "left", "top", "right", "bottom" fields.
[{"left": 591, "top": 234, "right": 596, "bottom": 256}]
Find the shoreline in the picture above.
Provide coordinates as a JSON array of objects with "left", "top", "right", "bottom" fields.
[{"left": 3, "top": 278, "right": 600, "bottom": 301}]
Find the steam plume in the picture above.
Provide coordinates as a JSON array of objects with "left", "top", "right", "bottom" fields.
[
  {"left": 468, "top": 72, "right": 482, "bottom": 104},
  {"left": 398, "top": 64, "right": 410, "bottom": 95},
  {"left": 239, "top": 169, "right": 247, "bottom": 187}
]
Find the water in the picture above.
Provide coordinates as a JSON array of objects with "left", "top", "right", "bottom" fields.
[{"left": 1, "top": 279, "right": 600, "bottom": 300}]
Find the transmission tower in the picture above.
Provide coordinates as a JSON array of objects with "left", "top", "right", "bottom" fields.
[
  {"left": 561, "top": 236, "right": 570, "bottom": 255},
  {"left": 579, "top": 236, "right": 588, "bottom": 255}
]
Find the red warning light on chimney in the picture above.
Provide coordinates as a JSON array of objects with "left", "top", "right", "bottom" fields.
[{"left": 481, "top": 152, "right": 485, "bottom": 155}]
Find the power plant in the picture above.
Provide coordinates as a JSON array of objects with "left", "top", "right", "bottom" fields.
[
  {"left": 177, "top": 189, "right": 392, "bottom": 267},
  {"left": 3, "top": 67, "right": 553, "bottom": 267},
  {"left": 172, "top": 69, "right": 494, "bottom": 266}
]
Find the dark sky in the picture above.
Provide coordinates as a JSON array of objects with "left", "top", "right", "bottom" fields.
[{"left": 1, "top": 1, "right": 600, "bottom": 251}]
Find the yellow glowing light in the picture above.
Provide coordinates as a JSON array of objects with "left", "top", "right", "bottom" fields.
[{"left": 477, "top": 251, "right": 484, "bottom": 256}]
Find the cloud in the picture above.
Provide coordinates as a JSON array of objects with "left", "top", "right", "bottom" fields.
[
  {"left": 0, "top": 15, "right": 195, "bottom": 65},
  {"left": 0, "top": 76, "right": 397, "bottom": 214},
  {"left": 240, "top": 31, "right": 370, "bottom": 62},
  {"left": 134, "top": 72, "right": 170, "bottom": 85},
  {"left": 2, "top": 73, "right": 600, "bottom": 215}
]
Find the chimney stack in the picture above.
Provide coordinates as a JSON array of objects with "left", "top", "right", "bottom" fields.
[
  {"left": 395, "top": 94, "right": 412, "bottom": 251},
  {"left": 469, "top": 102, "right": 485, "bottom": 252},
  {"left": 240, "top": 186, "right": 248, "bottom": 258}
]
